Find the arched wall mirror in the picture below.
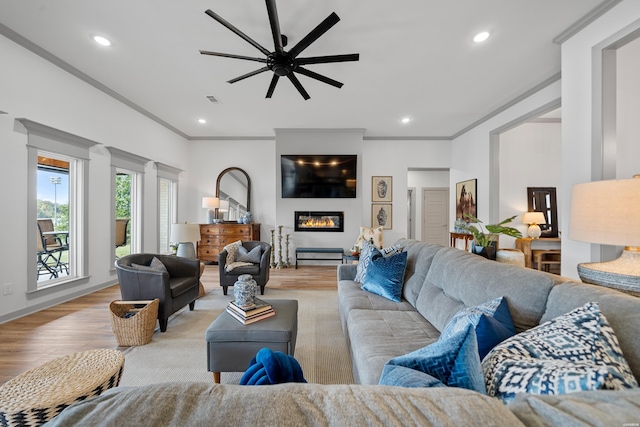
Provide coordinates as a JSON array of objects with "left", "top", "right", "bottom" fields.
[
  {"left": 527, "top": 187, "right": 558, "bottom": 238},
  {"left": 216, "top": 167, "right": 251, "bottom": 221}
]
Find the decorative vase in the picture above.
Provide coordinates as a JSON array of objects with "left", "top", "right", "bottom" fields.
[
  {"left": 244, "top": 211, "right": 253, "bottom": 223},
  {"left": 233, "top": 274, "right": 257, "bottom": 306},
  {"left": 472, "top": 242, "right": 497, "bottom": 260}
]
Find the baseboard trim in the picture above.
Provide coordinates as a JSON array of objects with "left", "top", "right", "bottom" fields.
[{"left": 0, "top": 279, "right": 118, "bottom": 324}]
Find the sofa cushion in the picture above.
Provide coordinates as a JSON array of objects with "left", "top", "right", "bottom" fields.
[
  {"left": 440, "top": 296, "right": 516, "bottom": 360},
  {"left": 380, "top": 323, "right": 485, "bottom": 393},
  {"left": 483, "top": 302, "right": 638, "bottom": 403},
  {"left": 44, "top": 382, "right": 527, "bottom": 427},
  {"left": 541, "top": 281, "right": 640, "bottom": 381},
  {"left": 361, "top": 250, "right": 407, "bottom": 302},
  {"left": 396, "top": 240, "right": 442, "bottom": 307},
  {"left": 347, "top": 309, "right": 440, "bottom": 384},
  {"left": 417, "top": 246, "right": 560, "bottom": 333},
  {"left": 508, "top": 389, "right": 640, "bottom": 427}
]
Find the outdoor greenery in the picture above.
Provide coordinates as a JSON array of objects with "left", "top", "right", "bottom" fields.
[
  {"left": 38, "top": 200, "right": 69, "bottom": 230},
  {"left": 459, "top": 214, "right": 522, "bottom": 247},
  {"left": 116, "top": 174, "right": 132, "bottom": 219}
]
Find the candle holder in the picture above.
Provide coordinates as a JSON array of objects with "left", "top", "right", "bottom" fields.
[
  {"left": 269, "top": 229, "right": 276, "bottom": 268},
  {"left": 285, "top": 234, "right": 290, "bottom": 268},
  {"left": 276, "top": 225, "right": 285, "bottom": 269}
]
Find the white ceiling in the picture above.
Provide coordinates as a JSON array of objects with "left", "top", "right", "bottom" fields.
[{"left": 0, "top": 0, "right": 610, "bottom": 139}]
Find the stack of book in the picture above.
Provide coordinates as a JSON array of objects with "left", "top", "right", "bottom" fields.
[{"left": 226, "top": 298, "right": 276, "bottom": 325}]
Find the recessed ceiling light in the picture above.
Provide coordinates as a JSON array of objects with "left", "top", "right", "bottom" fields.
[
  {"left": 198, "top": 118, "right": 207, "bottom": 124},
  {"left": 401, "top": 117, "right": 411, "bottom": 124},
  {"left": 92, "top": 35, "right": 111, "bottom": 46},
  {"left": 473, "top": 32, "right": 490, "bottom": 43}
]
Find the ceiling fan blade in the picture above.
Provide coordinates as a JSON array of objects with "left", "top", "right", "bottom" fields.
[
  {"left": 287, "top": 73, "right": 310, "bottom": 100},
  {"left": 266, "top": 75, "right": 280, "bottom": 98},
  {"left": 288, "top": 12, "right": 340, "bottom": 58},
  {"left": 199, "top": 50, "right": 267, "bottom": 63},
  {"left": 228, "top": 67, "right": 270, "bottom": 84},
  {"left": 296, "top": 67, "right": 343, "bottom": 88},
  {"left": 265, "top": 0, "right": 284, "bottom": 54},
  {"left": 205, "top": 9, "right": 271, "bottom": 56},
  {"left": 297, "top": 53, "right": 360, "bottom": 65}
]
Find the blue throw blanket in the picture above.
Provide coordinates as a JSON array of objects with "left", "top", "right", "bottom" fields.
[{"left": 240, "top": 348, "right": 307, "bottom": 385}]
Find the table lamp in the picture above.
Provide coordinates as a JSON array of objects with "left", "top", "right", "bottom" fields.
[
  {"left": 569, "top": 175, "right": 640, "bottom": 293},
  {"left": 170, "top": 223, "right": 201, "bottom": 259},
  {"left": 522, "top": 212, "right": 546, "bottom": 239},
  {"left": 202, "top": 197, "right": 219, "bottom": 224}
]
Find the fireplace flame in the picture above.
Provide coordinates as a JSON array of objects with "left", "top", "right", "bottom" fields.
[{"left": 301, "top": 218, "right": 335, "bottom": 228}]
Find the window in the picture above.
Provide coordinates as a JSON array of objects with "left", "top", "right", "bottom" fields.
[
  {"left": 107, "top": 147, "right": 150, "bottom": 264},
  {"left": 156, "top": 163, "right": 181, "bottom": 254},
  {"left": 20, "top": 119, "right": 97, "bottom": 292}
]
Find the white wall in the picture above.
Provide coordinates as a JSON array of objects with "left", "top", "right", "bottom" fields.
[
  {"left": 450, "top": 81, "right": 562, "bottom": 241},
  {"left": 617, "top": 37, "right": 640, "bottom": 178},
  {"left": 0, "top": 34, "right": 190, "bottom": 322},
  {"left": 561, "top": 0, "right": 640, "bottom": 278},
  {"left": 499, "top": 121, "right": 562, "bottom": 247}
]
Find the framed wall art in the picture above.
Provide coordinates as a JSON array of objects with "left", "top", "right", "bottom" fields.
[
  {"left": 372, "top": 203, "right": 392, "bottom": 229},
  {"left": 455, "top": 179, "right": 477, "bottom": 222},
  {"left": 372, "top": 176, "right": 392, "bottom": 202}
]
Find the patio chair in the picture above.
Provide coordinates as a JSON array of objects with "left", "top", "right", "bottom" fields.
[
  {"left": 37, "top": 220, "right": 68, "bottom": 279},
  {"left": 115, "top": 218, "right": 130, "bottom": 248}
]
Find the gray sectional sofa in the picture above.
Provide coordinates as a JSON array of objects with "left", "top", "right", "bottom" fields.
[{"left": 46, "top": 239, "right": 640, "bottom": 426}]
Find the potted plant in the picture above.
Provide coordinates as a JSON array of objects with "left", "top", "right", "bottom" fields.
[{"left": 459, "top": 214, "right": 522, "bottom": 260}]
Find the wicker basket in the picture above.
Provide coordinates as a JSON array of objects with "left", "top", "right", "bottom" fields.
[{"left": 109, "top": 299, "right": 159, "bottom": 346}]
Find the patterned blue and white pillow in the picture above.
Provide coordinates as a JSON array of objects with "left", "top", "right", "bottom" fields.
[
  {"left": 354, "top": 240, "right": 403, "bottom": 283},
  {"left": 440, "top": 297, "right": 516, "bottom": 361},
  {"left": 483, "top": 302, "right": 638, "bottom": 404},
  {"left": 361, "top": 249, "right": 407, "bottom": 302},
  {"left": 380, "top": 322, "right": 485, "bottom": 393}
]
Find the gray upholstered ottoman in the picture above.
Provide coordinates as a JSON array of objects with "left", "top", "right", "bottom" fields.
[{"left": 206, "top": 299, "right": 298, "bottom": 383}]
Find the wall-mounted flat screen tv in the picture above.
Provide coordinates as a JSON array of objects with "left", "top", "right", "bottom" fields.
[{"left": 281, "top": 155, "right": 357, "bottom": 198}]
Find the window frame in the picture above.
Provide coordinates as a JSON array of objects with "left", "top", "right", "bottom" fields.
[
  {"left": 20, "top": 118, "right": 97, "bottom": 294},
  {"left": 155, "top": 162, "right": 182, "bottom": 254}
]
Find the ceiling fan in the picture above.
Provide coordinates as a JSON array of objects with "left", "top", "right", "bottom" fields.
[{"left": 199, "top": 0, "right": 359, "bottom": 100}]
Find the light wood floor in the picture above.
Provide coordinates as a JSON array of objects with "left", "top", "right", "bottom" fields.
[{"left": 0, "top": 264, "right": 339, "bottom": 384}]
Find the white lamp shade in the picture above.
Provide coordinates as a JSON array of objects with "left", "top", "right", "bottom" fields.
[
  {"left": 202, "top": 197, "right": 219, "bottom": 209},
  {"left": 170, "top": 223, "right": 201, "bottom": 243},
  {"left": 219, "top": 199, "right": 230, "bottom": 212},
  {"left": 522, "top": 212, "right": 546, "bottom": 225},
  {"left": 569, "top": 177, "right": 640, "bottom": 247}
]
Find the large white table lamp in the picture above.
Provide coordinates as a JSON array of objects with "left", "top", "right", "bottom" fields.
[{"left": 569, "top": 175, "right": 640, "bottom": 294}]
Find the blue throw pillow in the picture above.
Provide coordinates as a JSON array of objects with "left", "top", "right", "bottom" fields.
[
  {"left": 379, "top": 365, "right": 445, "bottom": 388},
  {"left": 361, "top": 249, "right": 407, "bottom": 302},
  {"left": 440, "top": 296, "right": 516, "bottom": 360},
  {"left": 381, "top": 323, "right": 485, "bottom": 393},
  {"left": 236, "top": 245, "right": 262, "bottom": 263},
  {"left": 355, "top": 241, "right": 403, "bottom": 283}
]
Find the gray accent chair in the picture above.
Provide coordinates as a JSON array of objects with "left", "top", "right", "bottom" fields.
[
  {"left": 115, "top": 253, "right": 200, "bottom": 332},
  {"left": 218, "top": 241, "right": 271, "bottom": 295}
]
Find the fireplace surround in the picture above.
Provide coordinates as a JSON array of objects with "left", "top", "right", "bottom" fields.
[{"left": 294, "top": 211, "right": 344, "bottom": 232}]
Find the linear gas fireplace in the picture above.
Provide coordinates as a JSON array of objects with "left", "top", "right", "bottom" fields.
[{"left": 294, "top": 211, "right": 344, "bottom": 232}]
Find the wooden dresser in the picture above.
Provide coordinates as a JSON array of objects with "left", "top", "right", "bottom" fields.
[{"left": 198, "top": 223, "right": 261, "bottom": 263}]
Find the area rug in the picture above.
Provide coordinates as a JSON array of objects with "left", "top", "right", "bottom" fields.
[{"left": 119, "top": 287, "right": 354, "bottom": 386}]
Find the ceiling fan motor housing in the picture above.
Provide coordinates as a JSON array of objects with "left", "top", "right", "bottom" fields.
[{"left": 268, "top": 53, "right": 294, "bottom": 76}]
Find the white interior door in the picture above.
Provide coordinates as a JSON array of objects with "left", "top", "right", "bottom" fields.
[{"left": 422, "top": 188, "right": 449, "bottom": 245}]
